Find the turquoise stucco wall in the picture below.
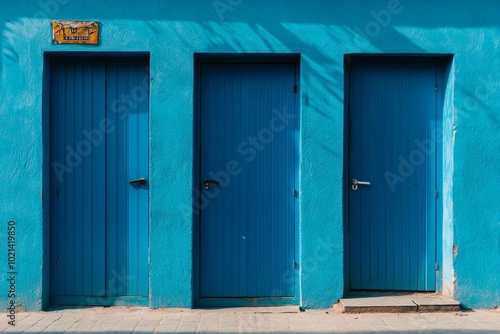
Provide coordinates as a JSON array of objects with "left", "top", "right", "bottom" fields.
[{"left": 0, "top": 0, "right": 499, "bottom": 310}]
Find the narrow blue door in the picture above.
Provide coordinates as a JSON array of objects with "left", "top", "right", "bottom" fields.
[
  {"left": 348, "top": 61, "right": 442, "bottom": 291},
  {"left": 199, "top": 63, "right": 298, "bottom": 300},
  {"left": 50, "top": 59, "right": 149, "bottom": 305}
]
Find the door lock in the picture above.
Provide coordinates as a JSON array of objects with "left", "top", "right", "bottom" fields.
[
  {"left": 204, "top": 180, "right": 220, "bottom": 190},
  {"left": 352, "top": 178, "right": 370, "bottom": 191},
  {"left": 129, "top": 178, "right": 147, "bottom": 185}
]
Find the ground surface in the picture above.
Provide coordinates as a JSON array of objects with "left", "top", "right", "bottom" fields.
[{"left": 1, "top": 306, "right": 499, "bottom": 333}]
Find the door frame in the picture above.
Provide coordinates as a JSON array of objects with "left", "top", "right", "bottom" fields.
[
  {"left": 193, "top": 54, "right": 301, "bottom": 307},
  {"left": 44, "top": 52, "right": 151, "bottom": 307},
  {"left": 343, "top": 55, "right": 451, "bottom": 294}
]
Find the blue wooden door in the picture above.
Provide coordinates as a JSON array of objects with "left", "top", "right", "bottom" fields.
[
  {"left": 348, "top": 61, "right": 442, "bottom": 291},
  {"left": 199, "top": 63, "right": 298, "bottom": 300},
  {"left": 50, "top": 59, "right": 149, "bottom": 305}
]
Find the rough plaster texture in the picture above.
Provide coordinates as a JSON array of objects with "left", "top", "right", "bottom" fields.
[{"left": 0, "top": 0, "right": 499, "bottom": 310}]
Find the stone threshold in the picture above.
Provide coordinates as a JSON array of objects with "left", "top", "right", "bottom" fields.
[{"left": 339, "top": 292, "right": 461, "bottom": 314}]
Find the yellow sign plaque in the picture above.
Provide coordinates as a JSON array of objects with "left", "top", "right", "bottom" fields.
[{"left": 52, "top": 21, "right": 99, "bottom": 45}]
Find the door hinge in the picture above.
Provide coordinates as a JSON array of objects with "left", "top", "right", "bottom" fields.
[
  {"left": 292, "top": 189, "right": 298, "bottom": 197},
  {"left": 41, "top": 191, "right": 44, "bottom": 200},
  {"left": 293, "top": 84, "right": 297, "bottom": 93},
  {"left": 434, "top": 190, "right": 439, "bottom": 198},
  {"left": 56, "top": 259, "right": 60, "bottom": 267},
  {"left": 435, "top": 83, "right": 438, "bottom": 91},
  {"left": 435, "top": 263, "right": 439, "bottom": 271},
  {"left": 293, "top": 260, "right": 297, "bottom": 268}
]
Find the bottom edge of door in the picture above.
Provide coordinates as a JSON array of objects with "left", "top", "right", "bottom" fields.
[{"left": 51, "top": 295, "right": 149, "bottom": 307}]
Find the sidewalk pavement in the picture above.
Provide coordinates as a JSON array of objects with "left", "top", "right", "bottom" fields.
[{"left": 2, "top": 306, "right": 499, "bottom": 333}]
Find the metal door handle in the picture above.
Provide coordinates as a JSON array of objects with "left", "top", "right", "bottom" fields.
[
  {"left": 129, "top": 178, "right": 147, "bottom": 185},
  {"left": 352, "top": 178, "right": 370, "bottom": 191},
  {"left": 204, "top": 180, "right": 220, "bottom": 190}
]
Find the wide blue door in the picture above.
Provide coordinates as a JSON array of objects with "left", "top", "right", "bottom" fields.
[
  {"left": 199, "top": 63, "right": 298, "bottom": 301},
  {"left": 50, "top": 59, "right": 149, "bottom": 305},
  {"left": 348, "top": 61, "right": 443, "bottom": 291}
]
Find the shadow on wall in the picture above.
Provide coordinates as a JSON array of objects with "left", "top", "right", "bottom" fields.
[{"left": 3, "top": 0, "right": 500, "bottom": 132}]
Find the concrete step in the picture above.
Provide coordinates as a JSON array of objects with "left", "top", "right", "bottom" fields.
[{"left": 340, "top": 293, "right": 461, "bottom": 314}]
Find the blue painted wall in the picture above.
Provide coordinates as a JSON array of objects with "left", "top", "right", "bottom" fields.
[{"left": 0, "top": 0, "right": 499, "bottom": 310}]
